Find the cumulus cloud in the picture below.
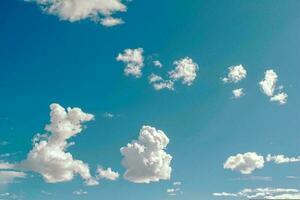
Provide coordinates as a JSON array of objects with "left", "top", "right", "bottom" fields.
[
  {"left": 120, "top": 125, "right": 172, "bottom": 183},
  {"left": 0, "top": 171, "right": 26, "bottom": 185},
  {"left": 270, "top": 92, "right": 288, "bottom": 104},
  {"left": 153, "top": 60, "right": 163, "bottom": 68},
  {"left": 213, "top": 188, "right": 300, "bottom": 199},
  {"left": 116, "top": 48, "right": 144, "bottom": 78},
  {"left": 222, "top": 65, "right": 247, "bottom": 83},
  {"left": 232, "top": 88, "right": 244, "bottom": 98},
  {"left": 169, "top": 57, "right": 198, "bottom": 86},
  {"left": 96, "top": 167, "right": 119, "bottom": 180},
  {"left": 266, "top": 154, "right": 300, "bottom": 164},
  {"left": 259, "top": 69, "right": 288, "bottom": 104},
  {"left": 17, "top": 103, "right": 98, "bottom": 186},
  {"left": 148, "top": 74, "right": 174, "bottom": 91},
  {"left": 224, "top": 152, "right": 264, "bottom": 174},
  {"left": 26, "top": 0, "right": 128, "bottom": 27}
]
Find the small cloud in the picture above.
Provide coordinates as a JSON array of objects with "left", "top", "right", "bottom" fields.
[
  {"left": 0, "top": 171, "right": 26, "bottom": 185},
  {"left": 173, "top": 181, "right": 181, "bottom": 186},
  {"left": 222, "top": 65, "right": 247, "bottom": 83},
  {"left": 270, "top": 92, "right": 288, "bottom": 105},
  {"left": 100, "top": 17, "right": 124, "bottom": 27},
  {"left": 96, "top": 167, "right": 119, "bottom": 181},
  {"left": 232, "top": 88, "right": 245, "bottom": 99},
  {"left": 148, "top": 74, "right": 174, "bottom": 91},
  {"left": 103, "top": 112, "right": 114, "bottom": 118},
  {"left": 153, "top": 60, "right": 163, "bottom": 68},
  {"left": 286, "top": 176, "right": 298, "bottom": 179},
  {"left": 73, "top": 189, "right": 87, "bottom": 196},
  {"left": 266, "top": 154, "right": 300, "bottom": 164}
]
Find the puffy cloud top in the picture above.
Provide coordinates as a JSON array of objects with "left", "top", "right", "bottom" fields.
[
  {"left": 259, "top": 70, "right": 278, "bottom": 96},
  {"left": 223, "top": 65, "right": 247, "bottom": 83},
  {"left": 224, "top": 152, "right": 264, "bottom": 174},
  {"left": 19, "top": 103, "right": 98, "bottom": 185},
  {"left": 120, "top": 125, "right": 172, "bottom": 183},
  {"left": 27, "top": 0, "right": 127, "bottom": 26},
  {"left": 169, "top": 57, "right": 198, "bottom": 85},
  {"left": 117, "top": 48, "right": 144, "bottom": 78}
]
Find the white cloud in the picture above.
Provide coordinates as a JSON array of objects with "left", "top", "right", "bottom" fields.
[
  {"left": 120, "top": 125, "right": 172, "bottom": 183},
  {"left": 167, "top": 188, "right": 180, "bottom": 196},
  {"left": 213, "top": 188, "right": 300, "bottom": 199},
  {"left": 173, "top": 181, "right": 181, "bottom": 186},
  {"left": 148, "top": 74, "right": 174, "bottom": 91},
  {"left": 96, "top": 167, "right": 119, "bottom": 181},
  {"left": 17, "top": 103, "right": 98, "bottom": 186},
  {"left": 0, "top": 162, "right": 14, "bottom": 170},
  {"left": 153, "top": 60, "right": 163, "bottom": 68},
  {"left": 223, "top": 65, "right": 247, "bottom": 83},
  {"left": 117, "top": 48, "right": 144, "bottom": 78},
  {"left": 266, "top": 154, "right": 300, "bottom": 164},
  {"left": 259, "top": 69, "right": 278, "bottom": 97},
  {"left": 224, "top": 152, "right": 264, "bottom": 174},
  {"left": 169, "top": 57, "right": 198, "bottom": 86},
  {"left": 103, "top": 112, "right": 114, "bottom": 118},
  {"left": 73, "top": 189, "right": 87, "bottom": 195},
  {"left": 26, "top": 0, "right": 128, "bottom": 26},
  {"left": 0, "top": 171, "right": 26, "bottom": 185},
  {"left": 232, "top": 88, "right": 244, "bottom": 98},
  {"left": 270, "top": 92, "right": 288, "bottom": 104},
  {"left": 100, "top": 17, "right": 124, "bottom": 27}
]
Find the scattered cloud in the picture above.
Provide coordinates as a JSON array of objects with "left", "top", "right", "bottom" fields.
[
  {"left": 16, "top": 103, "right": 98, "bottom": 186},
  {"left": 173, "top": 181, "right": 182, "bottom": 186},
  {"left": 169, "top": 57, "right": 198, "bottom": 86},
  {"left": 232, "top": 175, "right": 272, "bottom": 181},
  {"left": 153, "top": 60, "right": 163, "bottom": 68},
  {"left": 167, "top": 181, "right": 182, "bottom": 196},
  {"left": 73, "top": 189, "right": 88, "bottom": 196},
  {"left": 103, "top": 112, "right": 114, "bottom": 118},
  {"left": 96, "top": 167, "right": 119, "bottom": 181},
  {"left": 286, "top": 176, "right": 298, "bottom": 179},
  {"left": 213, "top": 188, "right": 300, "bottom": 199},
  {"left": 120, "top": 125, "right": 172, "bottom": 183},
  {"left": 266, "top": 154, "right": 300, "bottom": 164},
  {"left": 232, "top": 88, "right": 244, "bottom": 98},
  {"left": 224, "top": 152, "right": 264, "bottom": 174},
  {"left": 148, "top": 74, "right": 174, "bottom": 91},
  {"left": 117, "top": 48, "right": 144, "bottom": 78},
  {"left": 26, "top": 0, "right": 128, "bottom": 27},
  {"left": 259, "top": 69, "right": 288, "bottom": 104},
  {"left": 222, "top": 65, "right": 247, "bottom": 83}
]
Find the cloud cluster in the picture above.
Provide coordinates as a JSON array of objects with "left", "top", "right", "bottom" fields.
[
  {"left": 148, "top": 74, "right": 174, "bottom": 91},
  {"left": 169, "top": 57, "right": 198, "bottom": 86},
  {"left": 26, "top": 0, "right": 128, "bottom": 27},
  {"left": 120, "top": 126, "right": 172, "bottom": 183},
  {"left": 166, "top": 181, "right": 182, "bottom": 196},
  {"left": 259, "top": 69, "right": 288, "bottom": 104},
  {"left": 223, "top": 65, "right": 247, "bottom": 83},
  {"left": 17, "top": 103, "right": 98, "bottom": 185},
  {"left": 116, "top": 48, "right": 144, "bottom": 78},
  {"left": 223, "top": 152, "right": 264, "bottom": 174},
  {"left": 213, "top": 187, "right": 300, "bottom": 199},
  {"left": 232, "top": 88, "right": 244, "bottom": 98},
  {"left": 266, "top": 154, "right": 300, "bottom": 164}
]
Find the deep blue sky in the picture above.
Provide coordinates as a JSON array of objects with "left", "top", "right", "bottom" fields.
[{"left": 1, "top": 0, "right": 300, "bottom": 199}]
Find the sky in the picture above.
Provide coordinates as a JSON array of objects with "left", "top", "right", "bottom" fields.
[{"left": 1, "top": 0, "right": 300, "bottom": 199}]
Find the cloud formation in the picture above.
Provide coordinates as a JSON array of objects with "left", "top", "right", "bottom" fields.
[
  {"left": 117, "top": 48, "right": 144, "bottom": 78},
  {"left": 120, "top": 125, "right": 172, "bottom": 183},
  {"left": 223, "top": 65, "right": 247, "bottom": 83},
  {"left": 26, "top": 0, "right": 128, "bottom": 27},
  {"left": 153, "top": 60, "right": 163, "bottom": 68},
  {"left": 96, "top": 167, "right": 119, "bottom": 180},
  {"left": 213, "top": 188, "right": 300, "bottom": 199},
  {"left": 148, "top": 74, "right": 174, "bottom": 91},
  {"left": 266, "top": 154, "right": 300, "bottom": 164},
  {"left": 259, "top": 69, "right": 288, "bottom": 104},
  {"left": 224, "top": 152, "right": 264, "bottom": 174},
  {"left": 18, "top": 103, "right": 98, "bottom": 186},
  {"left": 0, "top": 171, "right": 26, "bottom": 185},
  {"left": 169, "top": 57, "right": 198, "bottom": 85},
  {"left": 232, "top": 88, "right": 244, "bottom": 98}
]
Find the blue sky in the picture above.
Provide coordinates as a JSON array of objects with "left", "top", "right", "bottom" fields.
[{"left": 1, "top": 0, "right": 300, "bottom": 199}]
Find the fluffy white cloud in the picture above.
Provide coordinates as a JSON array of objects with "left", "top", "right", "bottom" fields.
[
  {"left": 148, "top": 74, "right": 174, "bottom": 91},
  {"left": 153, "top": 60, "right": 163, "bottom": 68},
  {"left": 26, "top": 0, "right": 128, "bottom": 26},
  {"left": 213, "top": 188, "right": 300, "bottom": 199},
  {"left": 117, "top": 48, "right": 144, "bottom": 78},
  {"left": 224, "top": 152, "right": 264, "bottom": 174},
  {"left": 266, "top": 154, "right": 300, "bottom": 164},
  {"left": 18, "top": 103, "right": 98, "bottom": 186},
  {"left": 232, "top": 88, "right": 244, "bottom": 98},
  {"left": 96, "top": 167, "right": 119, "bottom": 180},
  {"left": 120, "top": 125, "right": 172, "bottom": 183},
  {"left": 259, "top": 70, "right": 278, "bottom": 97},
  {"left": 223, "top": 65, "right": 247, "bottom": 83},
  {"left": 270, "top": 92, "right": 288, "bottom": 104},
  {"left": 169, "top": 57, "right": 198, "bottom": 86},
  {"left": 259, "top": 69, "right": 288, "bottom": 104},
  {"left": 0, "top": 171, "right": 26, "bottom": 185}
]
